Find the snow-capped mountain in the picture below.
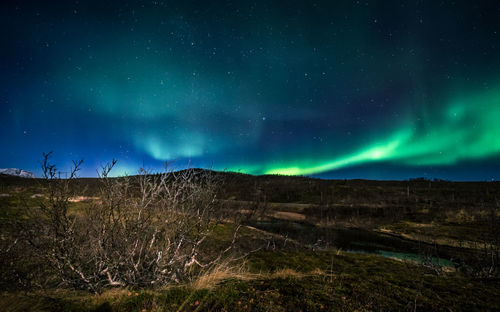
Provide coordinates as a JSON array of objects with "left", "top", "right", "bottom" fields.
[{"left": 0, "top": 168, "right": 35, "bottom": 178}]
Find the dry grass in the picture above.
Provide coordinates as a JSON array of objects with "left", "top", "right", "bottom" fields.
[
  {"left": 270, "top": 268, "right": 306, "bottom": 279},
  {"left": 191, "top": 261, "right": 257, "bottom": 290},
  {"left": 309, "top": 267, "right": 326, "bottom": 275},
  {"left": 191, "top": 261, "right": 330, "bottom": 290}
]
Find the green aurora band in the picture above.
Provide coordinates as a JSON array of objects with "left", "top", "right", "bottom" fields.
[{"left": 230, "top": 86, "right": 500, "bottom": 176}]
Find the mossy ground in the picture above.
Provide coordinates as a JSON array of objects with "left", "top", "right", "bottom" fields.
[{"left": 1, "top": 251, "right": 499, "bottom": 311}]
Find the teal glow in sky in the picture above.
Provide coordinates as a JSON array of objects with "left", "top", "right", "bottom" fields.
[
  {"left": 259, "top": 87, "right": 500, "bottom": 175},
  {"left": 1, "top": 1, "right": 500, "bottom": 180}
]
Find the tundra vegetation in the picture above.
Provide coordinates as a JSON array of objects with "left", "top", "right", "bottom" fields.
[{"left": 0, "top": 153, "right": 499, "bottom": 311}]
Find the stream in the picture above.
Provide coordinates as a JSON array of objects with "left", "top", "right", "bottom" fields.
[{"left": 248, "top": 220, "right": 463, "bottom": 267}]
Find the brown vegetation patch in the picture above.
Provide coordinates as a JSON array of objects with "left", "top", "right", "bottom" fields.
[
  {"left": 68, "top": 196, "right": 100, "bottom": 202},
  {"left": 272, "top": 211, "right": 306, "bottom": 221}
]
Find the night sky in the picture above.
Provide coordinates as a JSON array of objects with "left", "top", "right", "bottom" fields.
[{"left": 2, "top": 1, "right": 500, "bottom": 180}]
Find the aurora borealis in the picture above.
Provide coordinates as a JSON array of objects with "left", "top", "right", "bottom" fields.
[
  {"left": 1, "top": 1, "right": 500, "bottom": 180},
  {"left": 264, "top": 87, "right": 500, "bottom": 176}
]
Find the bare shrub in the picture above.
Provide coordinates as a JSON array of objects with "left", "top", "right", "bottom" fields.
[{"left": 18, "top": 153, "right": 246, "bottom": 293}]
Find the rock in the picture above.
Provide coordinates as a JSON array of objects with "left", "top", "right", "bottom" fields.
[{"left": 0, "top": 168, "right": 35, "bottom": 178}]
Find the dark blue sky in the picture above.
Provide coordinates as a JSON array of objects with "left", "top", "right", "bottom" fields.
[{"left": 1, "top": 1, "right": 500, "bottom": 180}]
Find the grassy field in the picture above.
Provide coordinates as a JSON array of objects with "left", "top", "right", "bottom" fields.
[
  {"left": 0, "top": 172, "right": 499, "bottom": 311},
  {"left": 2, "top": 251, "right": 500, "bottom": 311}
]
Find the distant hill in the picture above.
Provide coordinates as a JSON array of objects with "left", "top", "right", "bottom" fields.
[
  {"left": 0, "top": 168, "right": 35, "bottom": 178},
  {"left": 1, "top": 168, "right": 498, "bottom": 206}
]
